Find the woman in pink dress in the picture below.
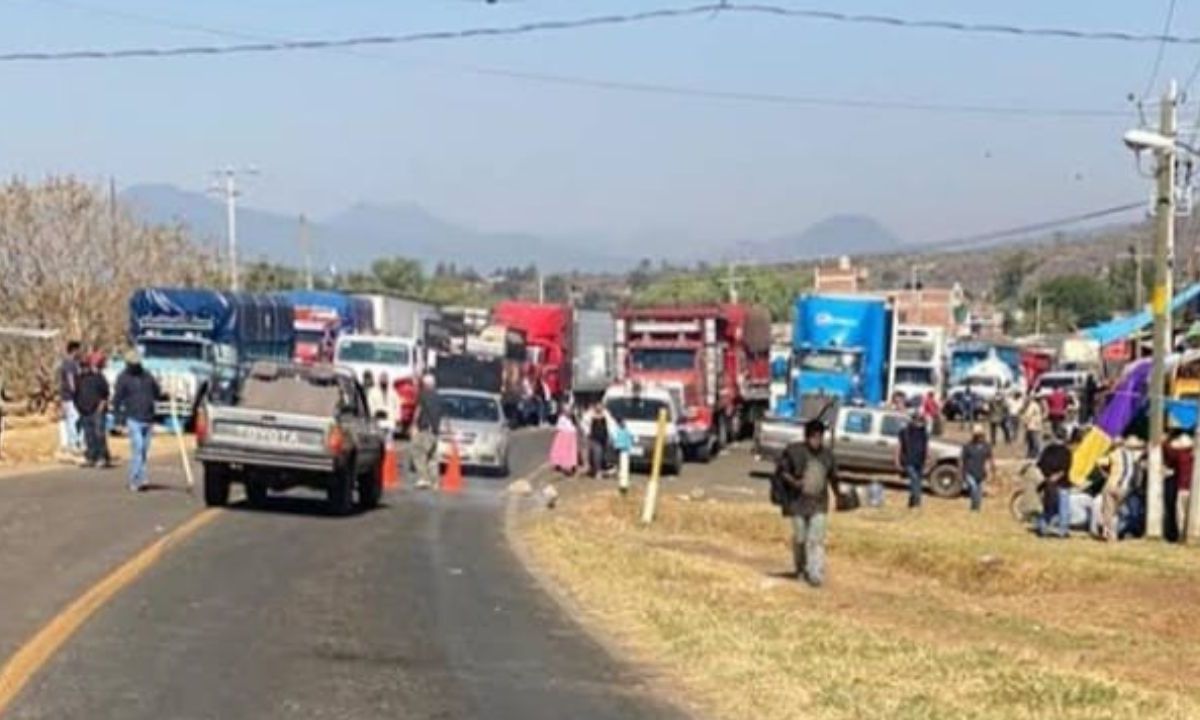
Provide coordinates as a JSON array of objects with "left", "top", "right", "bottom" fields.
[{"left": 549, "top": 409, "right": 579, "bottom": 475}]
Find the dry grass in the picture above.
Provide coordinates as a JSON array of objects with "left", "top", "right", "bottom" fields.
[
  {"left": 0, "top": 416, "right": 190, "bottom": 471},
  {"left": 521, "top": 486, "right": 1200, "bottom": 720}
]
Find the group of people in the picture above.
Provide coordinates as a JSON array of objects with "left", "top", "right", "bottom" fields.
[
  {"left": 57, "top": 341, "right": 160, "bottom": 491},
  {"left": 548, "top": 402, "right": 634, "bottom": 483},
  {"left": 1030, "top": 427, "right": 1194, "bottom": 543}
]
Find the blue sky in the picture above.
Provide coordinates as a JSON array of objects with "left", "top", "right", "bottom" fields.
[{"left": 0, "top": 1, "right": 1192, "bottom": 256}]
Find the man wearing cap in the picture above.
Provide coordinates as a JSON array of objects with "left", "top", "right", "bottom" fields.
[
  {"left": 897, "top": 412, "right": 929, "bottom": 509},
  {"left": 960, "top": 425, "right": 995, "bottom": 513},
  {"left": 74, "top": 352, "right": 112, "bottom": 468},
  {"left": 776, "top": 418, "right": 841, "bottom": 588},
  {"left": 112, "top": 350, "right": 160, "bottom": 492}
]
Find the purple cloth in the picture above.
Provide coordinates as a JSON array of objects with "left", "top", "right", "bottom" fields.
[{"left": 1096, "top": 359, "right": 1151, "bottom": 439}]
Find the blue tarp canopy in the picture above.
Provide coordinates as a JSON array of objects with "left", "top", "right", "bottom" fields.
[{"left": 1082, "top": 283, "right": 1200, "bottom": 346}]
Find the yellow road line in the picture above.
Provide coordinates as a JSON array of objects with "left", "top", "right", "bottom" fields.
[{"left": 0, "top": 508, "right": 220, "bottom": 716}]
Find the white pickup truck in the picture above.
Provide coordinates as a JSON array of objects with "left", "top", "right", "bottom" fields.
[
  {"left": 756, "top": 404, "right": 964, "bottom": 498},
  {"left": 602, "top": 382, "right": 687, "bottom": 475}
]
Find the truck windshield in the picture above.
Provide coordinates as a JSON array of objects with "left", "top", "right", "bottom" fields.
[
  {"left": 337, "top": 341, "right": 411, "bottom": 366},
  {"left": 295, "top": 330, "right": 328, "bottom": 347},
  {"left": 896, "top": 367, "right": 934, "bottom": 385},
  {"left": 796, "top": 349, "right": 861, "bottom": 373},
  {"left": 140, "top": 338, "right": 207, "bottom": 362},
  {"left": 630, "top": 349, "right": 695, "bottom": 372},
  {"left": 605, "top": 397, "right": 671, "bottom": 422},
  {"left": 439, "top": 393, "right": 501, "bottom": 423}
]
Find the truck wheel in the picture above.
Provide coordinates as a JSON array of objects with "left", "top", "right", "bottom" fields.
[
  {"left": 327, "top": 462, "right": 355, "bottom": 516},
  {"left": 928, "top": 464, "right": 962, "bottom": 498},
  {"left": 358, "top": 462, "right": 383, "bottom": 510},
  {"left": 692, "top": 440, "right": 713, "bottom": 464},
  {"left": 203, "top": 462, "right": 231, "bottom": 508},
  {"left": 665, "top": 447, "right": 684, "bottom": 476},
  {"left": 717, "top": 417, "right": 731, "bottom": 449},
  {"left": 245, "top": 481, "right": 268, "bottom": 508}
]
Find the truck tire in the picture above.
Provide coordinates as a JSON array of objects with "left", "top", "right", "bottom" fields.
[
  {"left": 203, "top": 462, "right": 231, "bottom": 507},
  {"left": 665, "top": 447, "right": 684, "bottom": 476},
  {"left": 358, "top": 461, "right": 383, "bottom": 510},
  {"left": 692, "top": 439, "right": 714, "bottom": 464},
  {"left": 245, "top": 481, "right": 268, "bottom": 508},
  {"left": 928, "top": 464, "right": 963, "bottom": 498},
  {"left": 327, "top": 461, "right": 356, "bottom": 516}
]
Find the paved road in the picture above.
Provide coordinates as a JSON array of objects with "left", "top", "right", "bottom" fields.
[{"left": 4, "top": 430, "right": 687, "bottom": 720}]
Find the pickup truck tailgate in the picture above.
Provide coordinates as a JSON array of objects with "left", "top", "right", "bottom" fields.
[
  {"left": 755, "top": 416, "right": 807, "bottom": 462},
  {"left": 199, "top": 407, "right": 336, "bottom": 471}
]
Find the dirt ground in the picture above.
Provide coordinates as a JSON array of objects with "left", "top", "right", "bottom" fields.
[
  {"left": 520, "top": 449, "right": 1200, "bottom": 720},
  {"left": 0, "top": 415, "right": 190, "bottom": 471}
]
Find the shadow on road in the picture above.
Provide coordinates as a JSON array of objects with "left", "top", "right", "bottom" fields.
[{"left": 225, "top": 495, "right": 391, "bottom": 519}]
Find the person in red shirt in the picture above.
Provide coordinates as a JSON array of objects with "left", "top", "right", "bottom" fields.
[
  {"left": 921, "top": 391, "right": 941, "bottom": 436},
  {"left": 1163, "top": 432, "right": 1194, "bottom": 543},
  {"left": 1045, "top": 387, "right": 1070, "bottom": 438}
]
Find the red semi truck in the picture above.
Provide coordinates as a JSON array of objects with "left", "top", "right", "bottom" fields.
[{"left": 614, "top": 304, "right": 772, "bottom": 462}]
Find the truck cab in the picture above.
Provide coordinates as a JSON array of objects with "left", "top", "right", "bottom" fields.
[{"left": 334, "top": 334, "right": 421, "bottom": 432}]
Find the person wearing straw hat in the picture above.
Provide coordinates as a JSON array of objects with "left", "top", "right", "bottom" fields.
[
  {"left": 960, "top": 424, "right": 994, "bottom": 513},
  {"left": 1096, "top": 436, "right": 1141, "bottom": 542},
  {"left": 1163, "top": 431, "right": 1194, "bottom": 543}
]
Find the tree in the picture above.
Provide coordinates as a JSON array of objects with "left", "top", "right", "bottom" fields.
[
  {"left": 1023, "top": 274, "right": 1113, "bottom": 331},
  {"left": 994, "top": 251, "right": 1040, "bottom": 304}
]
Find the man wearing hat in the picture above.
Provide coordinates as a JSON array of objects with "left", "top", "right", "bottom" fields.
[
  {"left": 776, "top": 418, "right": 841, "bottom": 588},
  {"left": 111, "top": 350, "right": 160, "bottom": 492},
  {"left": 960, "top": 425, "right": 995, "bottom": 513}
]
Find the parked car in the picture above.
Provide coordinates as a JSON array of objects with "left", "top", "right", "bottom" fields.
[
  {"left": 1031, "top": 370, "right": 1092, "bottom": 401},
  {"left": 436, "top": 389, "right": 511, "bottom": 476},
  {"left": 602, "top": 381, "right": 686, "bottom": 475},
  {"left": 195, "top": 361, "right": 385, "bottom": 514},
  {"left": 755, "top": 404, "right": 964, "bottom": 497}
]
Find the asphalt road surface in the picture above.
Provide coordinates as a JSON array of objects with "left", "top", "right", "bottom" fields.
[{"left": 4, "top": 430, "right": 687, "bottom": 719}]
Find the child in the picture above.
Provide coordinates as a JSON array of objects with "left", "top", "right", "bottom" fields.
[{"left": 612, "top": 416, "right": 635, "bottom": 494}]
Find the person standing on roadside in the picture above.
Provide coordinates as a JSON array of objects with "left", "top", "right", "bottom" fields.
[
  {"left": 897, "top": 412, "right": 929, "bottom": 509},
  {"left": 922, "top": 391, "right": 941, "bottom": 436},
  {"left": 586, "top": 403, "right": 610, "bottom": 478},
  {"left": 988, "top": 394, "right": 1009, "bottom": 447},
  {"left": 74, "top": 353, "right": 111, "bottom": 468},
  {"left": 111, "top": 351, "right": 159, "bottom": 492},
  {"left": 57, "top": 340, "right": 83, "bottom": 458},
  {"left": 410, "top": 374, "right": 442, "bottom": 490},
  {"left": 775, "top": 419, "right": 841, "bottom": 588},
  {"left": 1021, "top": 396, "right": 1045, "bottom": 460},
  {"left": 1162, "top": 432, "right": 1193, "bottom": 543},
  {"left": 1046, "top": 386, "right": 1070, "bottom": 438},
  {"left": 960, "top": 425, "right": 995, "bottom": 513},
  {"left": 612, "top": 416, "right": 635, "bottom": 495}
]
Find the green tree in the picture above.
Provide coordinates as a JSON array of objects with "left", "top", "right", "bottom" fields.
[{"left": 1023, "top": 274, "right": 1113, "bottom": 331}]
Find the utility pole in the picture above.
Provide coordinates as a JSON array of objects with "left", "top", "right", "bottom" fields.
[
  {"left": 1147, "top": 80, "right": 1178, "bottom": 541},
  {"left": 1034, "top": 294, "right": 1042, "bottom": 337},
  {"left": 537, "top": 268, "right": 545, "bottom": 304},
  {"left": 299, "top": 214, "right": 314, "bottom": 290},
  {"left": 209, "top": 166, "right": 258, "bottom": 292},
  {"left": 1133, "top": 244, "right": 1144, "bottom": 359},
  {"left": 723, "top": 261, "right": 744, "bottom": 304}
]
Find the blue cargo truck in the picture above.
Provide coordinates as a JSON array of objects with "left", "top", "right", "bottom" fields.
[
  {"left": 109, "top": 289, "right": 294, "bottom": 424},
  {"left": 758, "top": 294, "right": 897, "bottom": 455}
]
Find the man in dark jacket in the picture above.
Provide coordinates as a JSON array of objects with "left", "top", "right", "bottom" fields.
[
  {"left": 112, "top": 351, "right": 160, "bottom": 492},
  {"left": 74, "top": 353, "right": 111, "bottom": 468},
  {"left": 897, "top": 413, "right": 929, "bottom": 509},
  {"left": 775, "top": 419, "right": 841, "bottom": 587}
]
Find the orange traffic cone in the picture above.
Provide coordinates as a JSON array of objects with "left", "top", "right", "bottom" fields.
[
  {"left": 381, "top": 435, "right": 400, "bottom": 490},
  {"left": 442, "top": 439, "right": 464, "bottom": 494}
]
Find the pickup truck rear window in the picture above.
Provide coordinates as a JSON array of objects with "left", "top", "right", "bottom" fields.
[
  {"left": 842, "top": 411, "right": 872, "bottom": 435},
  {"left": 880, "top": 415, "right": 907, "bottom": 437},
  {"left": 238, "top": 375, "right": 341, "bottom": 416},
  {"left": 606, "top": 397, "right": 670, "bottom": 422}
]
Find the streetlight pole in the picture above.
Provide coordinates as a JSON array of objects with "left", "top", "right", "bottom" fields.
[
  {"left": 1147, "top": 80, "right": 1178, "bottom": 541},
  {"left": 210, "top": 166, "right": 257, "bottom": 292}
]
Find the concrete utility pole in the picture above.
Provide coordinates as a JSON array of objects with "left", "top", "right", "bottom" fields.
[
  {"left": 299, "top": 214, "right": 314, "bottom": 291},
  {"left": 723, "top": 262, "right": 745, "bottom": 304},
  {"left": 210, "top": 166, "right": 258, "bottom": 292},
  {"left": 1133, "top": 244, "right": 1145, "bottom": 359},
  {"left": 1146, "top": 81, "right": 1178, "bottom": 541}
]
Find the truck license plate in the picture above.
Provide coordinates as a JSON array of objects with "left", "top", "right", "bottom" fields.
[{"left": 231, "top": 424, "right": 301, "bottom": 446}]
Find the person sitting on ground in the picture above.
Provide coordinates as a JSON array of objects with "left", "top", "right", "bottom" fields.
[{"left": 1035, "top": 430, "right": 1073, "bottom": 538}]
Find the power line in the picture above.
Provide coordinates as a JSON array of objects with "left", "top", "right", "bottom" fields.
[
  {"left": 919, "top": 201, "right": 1146, "bottom": 253},
  {"left": 5, "top": 2, "right": 1200, "bottom": 66},
  {"left": 1142, "top": 0, "right": 1178, "bottom": 100},
  {"left": 18, "top": 0, "right": 1136, "bottom": 119}
]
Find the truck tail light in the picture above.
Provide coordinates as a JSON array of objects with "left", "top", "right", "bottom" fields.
[
  {"left": 194, "top": 408, "right": 209, "bottom": 444},
  {"left": 326, "top": 426, "right": 345, "bottom": 455}
]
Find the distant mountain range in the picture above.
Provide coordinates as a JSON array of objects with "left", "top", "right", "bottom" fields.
[{"left": 121, "top": 183, "right": 907, "bottom": 273}]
